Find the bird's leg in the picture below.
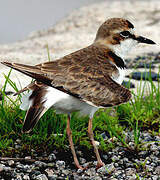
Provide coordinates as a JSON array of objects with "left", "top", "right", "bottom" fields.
[
  {"left": 88, "top": 118, "right": 104, "bottom": 169},
  {"left": 66, "top": 115, "right": 84, "bottom": 170}
]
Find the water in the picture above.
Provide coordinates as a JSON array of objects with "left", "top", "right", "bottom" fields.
[{"left": 0, "top": 0, "right": 99, "bottom": 44}]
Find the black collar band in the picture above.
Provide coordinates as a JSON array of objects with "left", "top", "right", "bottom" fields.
[{"left": 108, "top": 51, "right": 126, "bottom": 69}]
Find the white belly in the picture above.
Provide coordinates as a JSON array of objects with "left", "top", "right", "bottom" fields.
[
  {"left": 44, "top": 87, "right": 98, "bottom": 118},
  {"left": 20, "top": 87, "right": 98, "bottom": 118}
]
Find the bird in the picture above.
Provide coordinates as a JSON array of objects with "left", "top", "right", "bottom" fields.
[{"left": 1, "top": 18, "right": 156, "bottom": 170}]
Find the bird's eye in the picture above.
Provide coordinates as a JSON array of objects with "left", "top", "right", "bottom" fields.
[{"left": 120, "top": 31, "right": 130, "bottom": 38}]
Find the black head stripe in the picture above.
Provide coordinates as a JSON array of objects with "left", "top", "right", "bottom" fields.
[
  {"left": 126, "top": 20, "right": 134, "bottom": 29},
  {"left": 108, "top": 51, "right": 126, "bottom": 69}
]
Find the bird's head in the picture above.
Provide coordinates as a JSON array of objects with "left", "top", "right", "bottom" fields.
[{"left": 94, "top": 18, "right": 156, "bottom": 58}]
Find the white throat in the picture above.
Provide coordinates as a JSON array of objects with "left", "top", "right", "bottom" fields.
[
  {"left": 112, "top": 38, "right": 138, "bottom": 59},
  {"left": 109, "top": 38, "right": 137, "bottom": 85}
]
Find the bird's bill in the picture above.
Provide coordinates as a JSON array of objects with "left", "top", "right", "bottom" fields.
[{"left": 136, "top": 36, "right": 156, "bottom": 44}]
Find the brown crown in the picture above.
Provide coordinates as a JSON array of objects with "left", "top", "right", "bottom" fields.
[{"left": 95, "top": 18, "right": 134, "bottom": 41}]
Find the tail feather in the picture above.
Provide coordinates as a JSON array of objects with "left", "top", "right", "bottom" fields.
[
  {"left": 23, "top": 105, "right": 47, "bottom": 133},
  {"left": 1, "top": 61, "right": 52, "bottom": 87},
  {"left": 21, "top": 82, "right": 49, "bottom": 133},
  {"left": 1, "top": 61, "right": 41, "bottom": 73}
]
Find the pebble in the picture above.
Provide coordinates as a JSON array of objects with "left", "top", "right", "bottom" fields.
[
  {"left": 155, "top": 166, "right": 160, "bottom": 175},
  {"left": 79, "top": 157, "right": 86, "bottom": 164},
  {"left": 7, "top": 160, "right": 14, "bottom": 166},
  {"left": 34, "top": 161, "right": 47, "bottom": 168},
  {"left": 56, "top": 160, "right": 65, "bottom": 169},
  {"left": 23, "top": 174, "right": 30, "bottom": 180},
  {"left": 48, "top": 153, "right": 56, "bottom": 161},
  {"left": 127, "top": 71, "right": 160, "bottom": 81},
  {"left": 122, "top": 81, "right": 135, "bottom": 89},
  {"left": 35, "top": 174, "right": 48, "bottom": 180}
]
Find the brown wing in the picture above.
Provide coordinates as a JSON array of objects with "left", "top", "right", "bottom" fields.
[{"left": 1, "top": 44, "right": 131, "bottom": 107}]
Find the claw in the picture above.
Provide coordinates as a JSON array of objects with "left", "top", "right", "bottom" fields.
[
  {"left": 77, "top": 165, "right": 88, "bottom": 171},
  {"left": 96, "top": 161, "right": 105, "bottom": 170}
]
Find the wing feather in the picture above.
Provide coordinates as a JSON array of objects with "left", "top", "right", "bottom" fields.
[{"left": 1, "top": 44, "right": 132, "bottom": 107}]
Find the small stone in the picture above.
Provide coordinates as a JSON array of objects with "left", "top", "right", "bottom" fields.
[
  {"left": 125, "top": 168, "right": 136, "bottom": 176},
  {"left": 17, "top": 163, "right": 24, "bottom": 169},
  {"left": 111, "top": 155, "right": 119, "bottom": 162},
  {"left": 47, "top": 163, "right": 55, "bottom": 167},
  {"left": 139, "top": 151, "right": 148, "bottom": 157},
  {"left": 8, "top": 160, "right": 14, "bottom": 166},
  {"left": 155, "top": 136, "right": 160, "bottom": 141},
  {"left": 77, "top": 168, "right": 83, "bottom": 174},
  {"left": 25, "top": 156, "right": 31, "bottom": 160},
  {"left": 127, "top": 72, "right": 160, "bottom": 81},
  {"left": 128, "top": 174, "right": 137, "bottom": 180},
  {"left": 146, "top": 159, "right": 150, "bottom": 165},
  {"left": 35, "top": 174, "right": 48, "bottom": 180},
  {"left": 123, "top": 157, "right": 128, "bottom": 163},
  {"left": 48, "top": 175, "right": 57, "bottom": 180},
  {"left": 30, "top": 170, "right": 41, "bottom": 179},
  {"left": 150, "top": 144, "right": 158, "bottom": 151},
  {"left": 76, "top": 150, "right": 83, "bottom": 156},
  {"left": 118, "top": 159, "right": 123, "bottom": 165},
  {"left": 97, "top": 163, "right": 115, "bottom": 175},
  {"left": 56, "top": 160, "right": 65, "bottom": 169},
  {"left": 114, "top": 163, "right": 119, "bottom": 167},
  {"left": 15, "top": 144, "right": 21, "bottom": 149},
  {"left": 3, "top": 166, "right": 12, "bottom": 172},
  {"left": 146, "top": 165, "right": 153, "bottom": 172},
  {"left": 34, "top": 161, "right": 47, "bottom": 168},
  {"left": 128, "top": 142, "right": 135, "bottom": 149},
  {"left": 16, "top": 139, "right": 21, "bottom": 143},
  {"left": 122, "top": 81, "right": 135, "bottom": 89},
  {"left": 23, "top": 165, "right": 32, "bottom": 173},
  {"left": 155, "top": 166, "right": 160, "bottom": 175},
  {"left": 125, "top": 162, "right": 134, "bottom": 168},
  {"left": 0, "top": 164, "right": 5, "bottom": 172},
  {"left": 150, "top": 162, "right": 156, "bottom": 167},
  {"left": 23, "top": 175, "right": 30, "bottom": 180},
  {"left": 16, "top": 174, "right": 22, "bottom": 180},
  {"left": 61, "top": 169, "right": 70, "bottom": 175},
  {"left": 45, "top": 168, "right": 54, "bottom": 177},
  {"left": 79, "top": 157, "right": 86, "bottom": 164},
  {"left": 48, "top": 153, "right": 56, "bottom": 161},
  {"left": 114, "top": 170, "right": 121, "bottom": 177},
  {"left": 152, "top": 175, "right": 159, "bottom": 180},
  {"left": 102, "top": 155, "right": 108, "bottom": 160}
]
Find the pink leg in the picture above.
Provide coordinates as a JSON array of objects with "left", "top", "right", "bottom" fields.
[
  {"left": 66, "top": 115, "right": 84, "bottom": 170},
  {"left": 88, "top": 118, "right": 104, "bottom": 169}
]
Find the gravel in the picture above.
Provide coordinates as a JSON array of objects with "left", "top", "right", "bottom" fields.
[{"left": 0, "top": 131, "right": 159, "bottom": 179}]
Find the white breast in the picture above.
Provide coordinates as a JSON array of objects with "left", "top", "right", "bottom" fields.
[{"left": 114, "top": 67, "right": 125, "bottom": 84}]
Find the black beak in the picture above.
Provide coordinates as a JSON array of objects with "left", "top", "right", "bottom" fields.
[{"left": 135, "top": 36, "right": 156, "bottom": 44}]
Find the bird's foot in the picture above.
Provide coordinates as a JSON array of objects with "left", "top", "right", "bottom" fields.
[
  {"left": 77, "top": 165, "right": 88, "bottom": 171},
  {"left": 96, "top": 161, "right": 105, "bottom": 170}
]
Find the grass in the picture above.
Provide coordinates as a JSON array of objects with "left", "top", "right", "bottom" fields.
[{"left": 0, "top": 67, "right": 160, "bottom": 158}]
